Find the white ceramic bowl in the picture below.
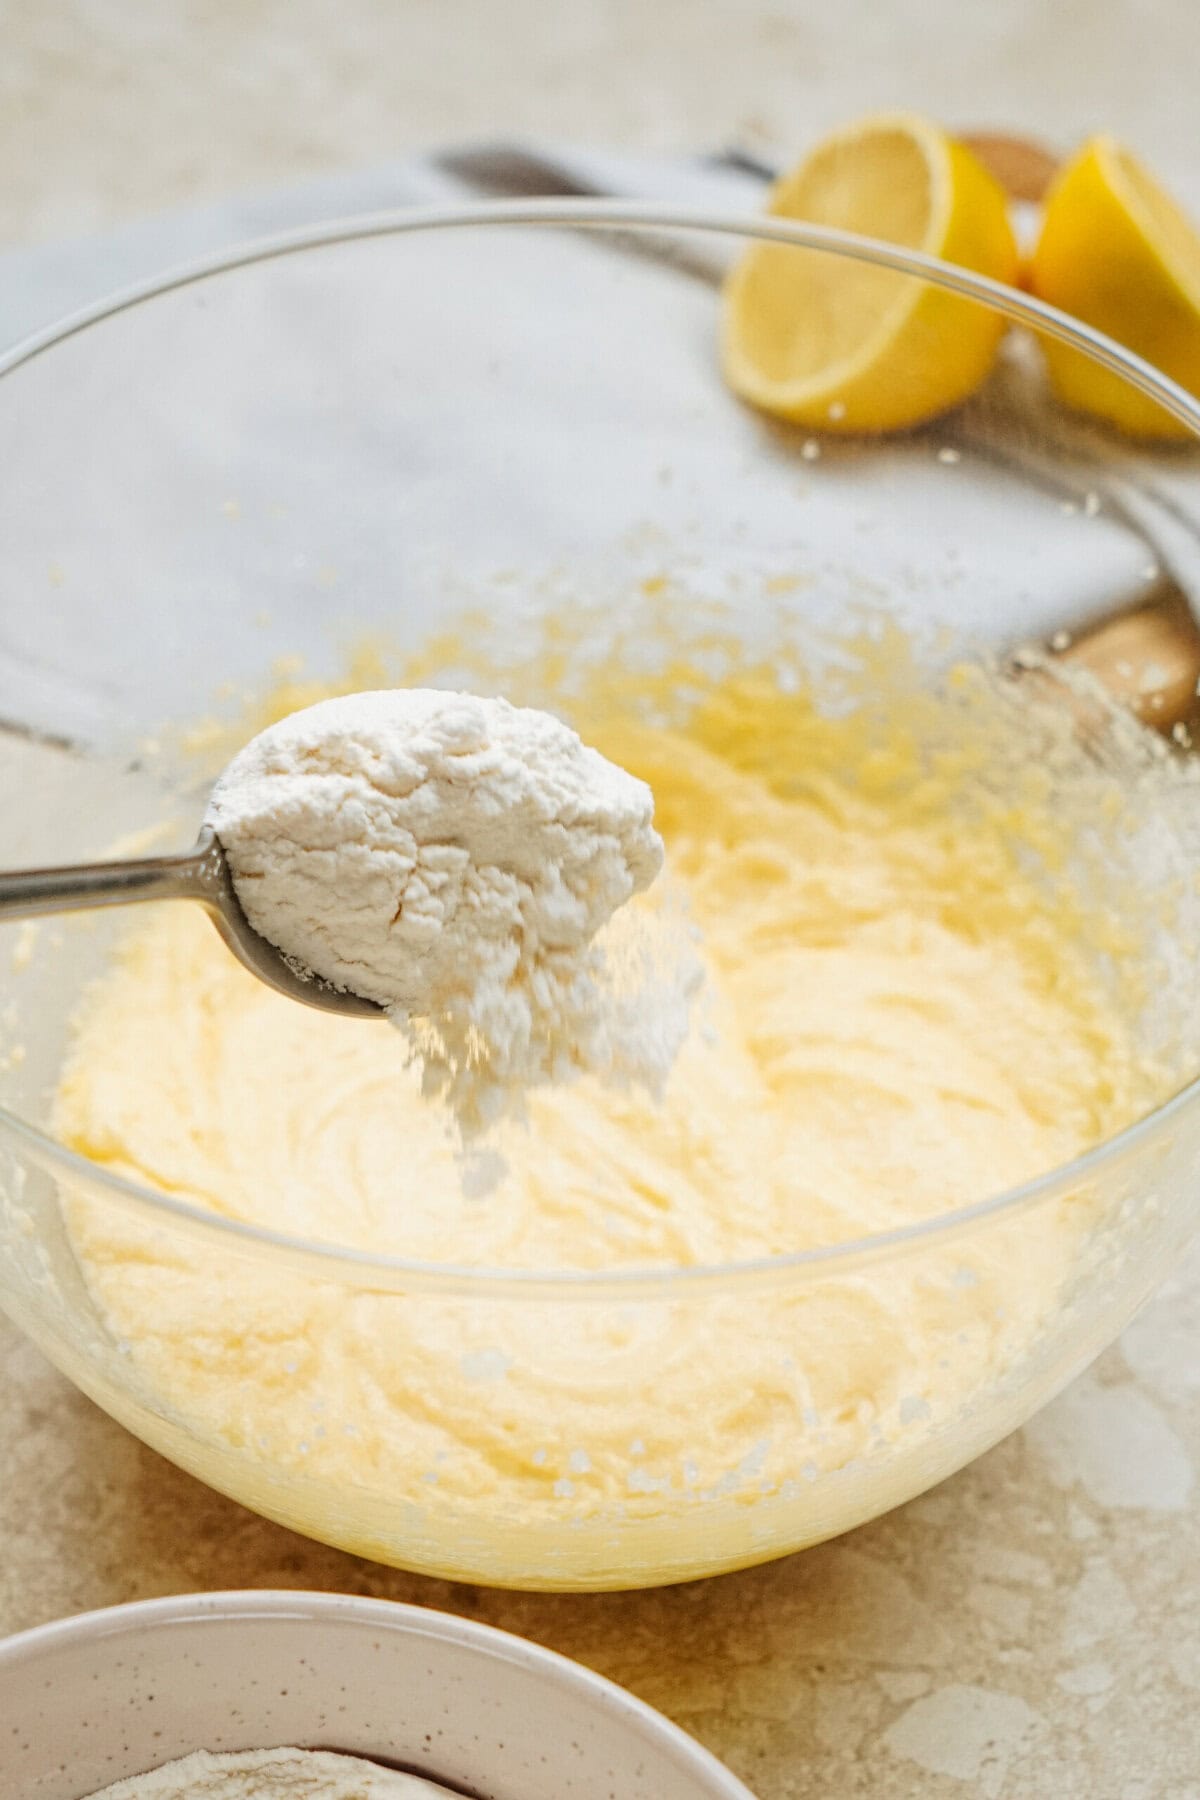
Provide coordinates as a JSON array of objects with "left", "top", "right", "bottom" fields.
[{"left": 0, "top": 1591, "right": 754, "bottom": 1800}]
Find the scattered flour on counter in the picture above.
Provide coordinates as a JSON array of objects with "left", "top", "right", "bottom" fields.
[
  {"left": 83, "top": 1747, "right": 450, "bottom": 1798},
  {"left": 207, "top": 688, "right": 700, "bottom": 1132}
]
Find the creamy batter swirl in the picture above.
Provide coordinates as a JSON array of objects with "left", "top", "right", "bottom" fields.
[{"left": 54, "top": 654, "right": 1176, "bottom": 1578}]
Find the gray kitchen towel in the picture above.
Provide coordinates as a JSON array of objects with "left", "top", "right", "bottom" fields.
[{"left": 0, "top": 142, "right": 1196, "bottom": 744}]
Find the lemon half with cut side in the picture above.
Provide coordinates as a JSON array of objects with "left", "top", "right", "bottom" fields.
[
  {"left": 1030, "top": 135, "right": 1200, "bottom": 440},
  {"left": 722, "top": 113, "right": 1019, "bottom": 434}
]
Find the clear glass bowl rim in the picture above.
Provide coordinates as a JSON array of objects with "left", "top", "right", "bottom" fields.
[{"left": 3, "top": 196, "right": 1199, "bottom": 1301}]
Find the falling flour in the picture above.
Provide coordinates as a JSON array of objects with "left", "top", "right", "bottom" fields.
[{"left": 207, "top": 688, "right": 698, "bottom": 1131}]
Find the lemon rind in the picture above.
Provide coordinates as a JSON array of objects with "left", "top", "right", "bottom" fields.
[
  {"left": 724, "top": 112, "right": 957, "bottom": 413},
  {"left": 1093, "top": 133, "right": 1200, "bottom": 316}
]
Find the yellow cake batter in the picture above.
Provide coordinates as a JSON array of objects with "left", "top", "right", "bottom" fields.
[{"left": 52, "top": 646, "right": 1180, "bottom": 1584}]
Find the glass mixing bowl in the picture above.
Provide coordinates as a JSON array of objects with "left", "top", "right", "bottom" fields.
[{"left": 3, "top": 203, "right": 1200, "bottom": 1592}]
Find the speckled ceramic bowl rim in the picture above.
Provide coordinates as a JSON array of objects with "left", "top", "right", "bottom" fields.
[
  {"left": 3, "top": 199, "right": 1200, "bottom": 1298},
  {"left": 0, "top": 1588, "right": 756, "bottom": 1800}
]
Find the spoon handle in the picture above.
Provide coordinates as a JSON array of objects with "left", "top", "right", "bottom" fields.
[
  {"left": 0, "top": 830, "right": 383, "bottom": 1018},
  {"left": 0, "top": 839, "right": 210, "bottom": 921}
]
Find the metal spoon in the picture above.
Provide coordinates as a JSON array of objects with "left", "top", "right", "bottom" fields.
[{"left": 0, "top": 826, "right": 383, "bottom": 1018}]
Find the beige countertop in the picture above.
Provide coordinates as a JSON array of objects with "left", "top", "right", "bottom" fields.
[
  {"left": 2, "top": 0, "right": 1199, "bottom": 247},
  {"left": 3, "top": 5, "right": 1200, "bottom": 1796}
]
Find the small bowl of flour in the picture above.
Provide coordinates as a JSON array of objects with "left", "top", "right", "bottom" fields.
[{"left": 0, "top": 1590, "right": 752, "bottom": 1800}]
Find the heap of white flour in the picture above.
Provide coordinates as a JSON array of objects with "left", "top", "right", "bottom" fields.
[
  {"left": 85, "top": 1747, "right": 448, "bottom": 1797},
  {"left": 208, "top": 688, "right": 695, "bottom": 1132}
]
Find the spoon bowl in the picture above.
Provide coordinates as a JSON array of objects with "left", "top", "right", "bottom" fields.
[{"left": 0, "top": 827, "right": 384, "bottom": 1018}]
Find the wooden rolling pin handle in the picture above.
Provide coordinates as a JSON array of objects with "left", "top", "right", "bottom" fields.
[
  {"left": 1051, "top": 588, "right": 1200, "bottom": 737},
  {"left": 958, "top": 131, "right": 1060, "bottom": 203}
]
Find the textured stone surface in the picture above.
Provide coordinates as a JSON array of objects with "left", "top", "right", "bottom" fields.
[
  {"left": 2, "top": 0, "right": 1200, "bottom": 249},
  {"left": 4, "top": 6, "right": 1200, "bottom": 1793}
]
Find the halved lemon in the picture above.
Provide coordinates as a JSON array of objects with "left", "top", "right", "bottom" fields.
[
  {"left": 1030, "top": 135, "right": 1200, "bottom": 440},
  {"left": 722, "top": 113, "right": 1019, "bottom": 433}
]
